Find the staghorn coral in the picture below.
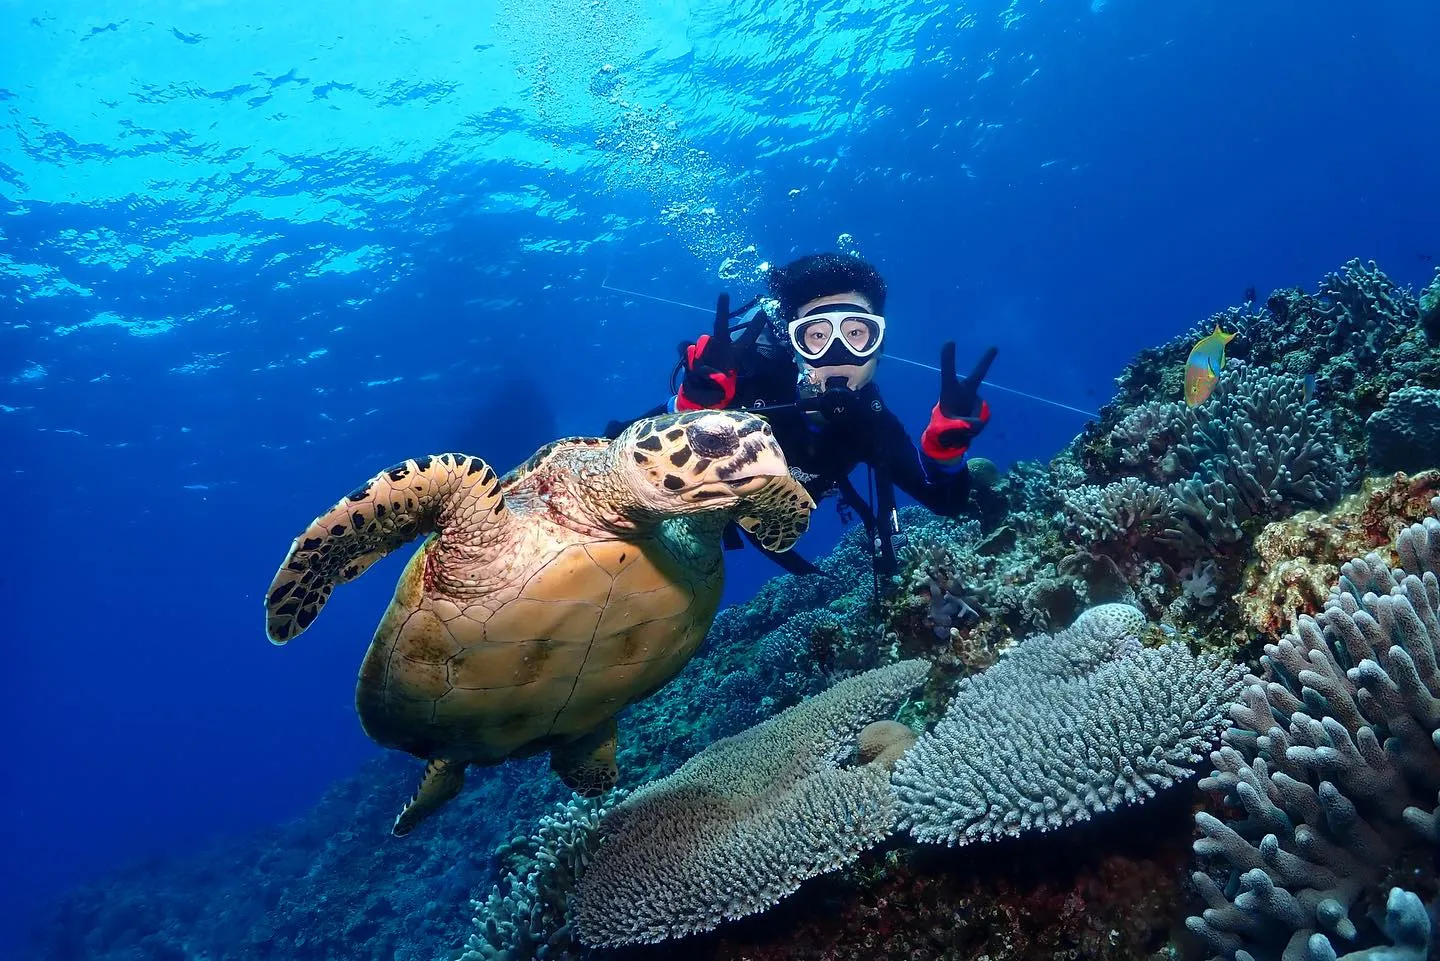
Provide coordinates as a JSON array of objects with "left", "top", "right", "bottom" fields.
[
  {"left": 1186, "top": 498, "right": 1440, "bottom": 961},
  {"left": 1110, "top": 402, "right": 1193, "bottom": 480},
  {"left": 571, "top": 660, "right": 929, "bottom": 948},
  {"left": 1061, "top": 476, "right": 1169, "bottom": 551},
  {"left": 893, "top": 604, "right": 1243, "bottom": 846},
  {"left": 459, "top": 793, "right": 621, "bottom": 961}
]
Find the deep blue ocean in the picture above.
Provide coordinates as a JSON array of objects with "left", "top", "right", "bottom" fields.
[{"left": 2, "top": 0, "right": 1437, "bottom": 953}]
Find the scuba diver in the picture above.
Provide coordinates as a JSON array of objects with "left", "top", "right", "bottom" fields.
[{"left": 605, "top": 251, "right": 996, "bottom": 596}]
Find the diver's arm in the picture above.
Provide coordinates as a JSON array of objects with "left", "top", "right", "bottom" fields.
[
  {"left": 877, "top": 409, "right": 973, "bottom": 517},
  {"left": 603, "top": 403, "right": 670, "bottom": 440}
]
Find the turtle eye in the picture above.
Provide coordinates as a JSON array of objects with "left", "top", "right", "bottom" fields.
[{"left": 686, "top": 419, "right": 739, "bottom": 458}]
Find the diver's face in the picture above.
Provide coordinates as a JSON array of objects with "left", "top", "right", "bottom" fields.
[{"left": 793, "top": 291, "right": 881, "bottom": 392}]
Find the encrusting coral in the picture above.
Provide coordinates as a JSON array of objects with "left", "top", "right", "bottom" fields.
[{"left": 1238, "top": 470, "right": 1440, "bottom": 641}]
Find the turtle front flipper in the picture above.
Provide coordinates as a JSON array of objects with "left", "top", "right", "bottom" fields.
[
  {"left": 392, "top": 758, "right": 467, "bottom": 837},
  {"left": 265, "top": 453, "right": 503, "bottom": 643},
  {"left": 737, "top": 474, "right": 815, "bottom": 552},
  {"left": 550, "top": 718, "right": 619, "bottom": 797}
]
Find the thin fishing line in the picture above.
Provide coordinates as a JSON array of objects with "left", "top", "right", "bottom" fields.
[
  {"left": 600, "top": 281, "right": 1100, "bottom": 417},
  {"left": 601, "top": 282, "right": 712, "bottom": 314},
  {"left": 883, "top": 354, "right": 1100, "bottom": 418}
]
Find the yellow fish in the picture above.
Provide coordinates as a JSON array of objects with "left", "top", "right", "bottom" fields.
[{"left": 1184, "top": 324, "right": 1235, "bottom": 406}]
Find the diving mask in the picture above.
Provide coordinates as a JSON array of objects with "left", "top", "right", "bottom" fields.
[{"left": 786, "top": 309, "right": 886, "bottom": 363}]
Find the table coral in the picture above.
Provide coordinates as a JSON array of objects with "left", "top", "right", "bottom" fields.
[
  {"left": 893, "top": 604, "right": 1242, "bottom": 846},
  {"left": 571, "top": 661, "right": 929, "bottom": 948}
]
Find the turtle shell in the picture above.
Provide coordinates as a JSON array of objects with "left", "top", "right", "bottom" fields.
[{"left": 354, "top": 517, "right": 722, "bottom": 764}]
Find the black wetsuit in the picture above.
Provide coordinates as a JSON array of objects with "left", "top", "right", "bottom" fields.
[{"left": 606, "top": 337, "right": 972, "bottom": 578}]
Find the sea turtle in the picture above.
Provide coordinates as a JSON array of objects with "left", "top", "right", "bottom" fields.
[{"left": 264, "top": 410, "right": 813, "bottom": 836}]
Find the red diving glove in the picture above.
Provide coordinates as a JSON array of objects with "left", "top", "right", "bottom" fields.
[
  {"left": 676, "top": 293, "right": 739, "bottom": 410},
  {"left": 920, "top": 342, "right": 997, "bottom": 462}
]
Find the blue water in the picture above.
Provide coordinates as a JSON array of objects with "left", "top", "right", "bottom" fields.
[{"left": 3, "top": 0, "right": 1437, "bottom": 950}]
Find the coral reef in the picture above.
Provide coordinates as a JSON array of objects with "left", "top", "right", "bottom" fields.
[
  {"left": 703, "top": 792, "right": 1199, "bottom": 961},
  {"left": 1095, "top": 259, "right": 1439, "bottom": 474},
  {"left": 1187, "top": 499, "right": 1440, "bottom": 961},
  {"left": 20, "top": 260, "right": 1440, "bottom": 961},
  {"left": 893, "top": 604, "right": 1243, "bottom": 846},
  {"left": 571, "top": 661, "right": 929, "bottom": 947},
  {"left": 1367, "top": 386, "right": 1440, "bottom": 475},
  {"left": 1421, "top": 269, "right": 1440, "bottom": 343},
  {"left": 1094, "top": 360, "right": 1355, "bottom": 564},
  {"left": 1238, "top": 470, "right": 1440, "bottom": 641},
  {"left": 459, "top": 794, "right": 620, "bottom": 961}
]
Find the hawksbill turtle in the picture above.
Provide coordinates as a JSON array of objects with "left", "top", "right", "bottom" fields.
[{"left": 264, "top": 410, "right": 813, "bottom": 835}]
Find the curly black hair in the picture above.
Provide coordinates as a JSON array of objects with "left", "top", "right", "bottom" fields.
[{"left": 766, "top": 252, "right": 887, "bottom": 321}]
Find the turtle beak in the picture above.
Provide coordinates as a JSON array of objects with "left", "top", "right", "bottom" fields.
[{"left": 678, "top": 469, "right": 785, "bottom": 504}]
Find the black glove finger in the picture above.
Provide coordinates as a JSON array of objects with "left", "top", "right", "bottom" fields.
[
  {"left": 964, "top": 346, "right": 999, "bottom": 389},
  {"left": 702, "top": 293, "right": 733, "bottom": 369},
  {"left": 939, "top": 341, "right": 957, "bottom": 389},
  {"left": 712, "top": 293, "right": 731, "bottom": 342}
]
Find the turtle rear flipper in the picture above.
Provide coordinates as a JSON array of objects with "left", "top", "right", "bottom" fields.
[
  {"left": 550, "top": 718, "right": 619, "bottom": 797},
  {"left": 393, "top": 758, "right": 467, "bottom": 836},
  {"left": 737, "top": 475, "right": 815, "bottom": 553},
  {"left": 265, "top": 453, "right": 503, "bottom": 643}
]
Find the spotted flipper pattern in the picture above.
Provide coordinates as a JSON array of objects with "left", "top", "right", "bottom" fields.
[
  {"left": 393, "top": 758, "right": 466, "bottom": 837},
  {"left": 265, "top": 453, "right": 502, "bottom": 643},
  {"left": 550, "top": 717, "right": 619, "bottom": 798},
  {"left": 737, "top": 473, "right": 814, "bottom": 552}
]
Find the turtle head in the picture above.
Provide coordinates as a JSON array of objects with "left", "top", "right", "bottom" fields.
[{"left": 614, "top": 411, "right": 814, "bottom": 551}]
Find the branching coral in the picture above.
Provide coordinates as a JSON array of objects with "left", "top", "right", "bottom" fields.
[
  {"left": 460, "top": 793, "right": 621, "bottom": 961},
  {"left": 1187, "top": 499, "right": 1440, "bottom": 961},
  {"left": 1114, "top": 362, "right": 1357, "bottom": 563},
  {"left": 1172, "top": 362, "right": 1353, "bottom": 508},
  {"left": 1110, "top": 402, "right": 1192, "bottom": 480},
  {"left": 1061, "top": 477, "right": 1169, "bottom": 551},
  {"left": 893, "top": 604, "right": 1243, "bottom": 846}
]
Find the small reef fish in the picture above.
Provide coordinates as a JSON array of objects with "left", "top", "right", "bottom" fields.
[{"left": 1184, "top": 324, "right": 1235, "bottom": 406}]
